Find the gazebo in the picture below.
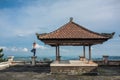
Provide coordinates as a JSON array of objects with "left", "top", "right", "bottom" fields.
[{"left": 36, "top": 18, "right": 114, "bottom": 74}]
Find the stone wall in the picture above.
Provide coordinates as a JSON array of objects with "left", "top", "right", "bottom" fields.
[
  {"left": 108, "top": 61, "right": 120, "bottom": 66},
  {"left": 51, "top": 66, "right": 97, "bottom": 75},
  {"left": 0, "top": 62, "right": 9, "bottom": 70},
  {"left": 94, "top": 60, "right": 120, "bottom": 66}
]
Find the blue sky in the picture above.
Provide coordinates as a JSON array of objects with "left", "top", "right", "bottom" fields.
[{"left": 0, "top": 0, "right": 120, "bottom": 58}]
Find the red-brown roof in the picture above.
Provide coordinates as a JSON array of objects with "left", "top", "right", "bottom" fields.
[
  {"left": 38, "top": 20, "right": 110, "bottom": 39},
  {"left": 36, "top": 18, "right": 114, "bottom": 46}
]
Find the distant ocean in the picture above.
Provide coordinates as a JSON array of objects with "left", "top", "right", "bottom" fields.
[{"left": 5, "top": 56, "right": 120, "bottom": 61}]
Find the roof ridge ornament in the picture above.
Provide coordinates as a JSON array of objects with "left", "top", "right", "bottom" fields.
[{"left": 69, "top": 17, "right": 73, "bottom": 22}]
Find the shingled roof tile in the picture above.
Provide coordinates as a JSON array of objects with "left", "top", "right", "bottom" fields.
[{"left": 38, "top": 20, "right": 110, "bottom": 39}]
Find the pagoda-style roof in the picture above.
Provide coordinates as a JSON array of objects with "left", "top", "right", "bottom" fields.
[{"left": 36, "top": 18, "right": 114, "bottom": 46}]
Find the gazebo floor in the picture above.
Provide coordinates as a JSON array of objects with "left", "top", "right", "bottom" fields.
[{"left": 50, "top": 60, "right": 98, "bottom": 75}]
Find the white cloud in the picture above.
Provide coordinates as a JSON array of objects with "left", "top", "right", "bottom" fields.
[
  {"left": 17, "top": 34, "right": 24, "bottom": 37},
  {"left": 0, "top": 46, "right": 29, "bottom": 52},
  {"left": 35, "top": 44, "right": 47, "bottom": 50},
  {"left": 22, "top": 48, "right": 28, "bottom": 52},
  {"left": 0, "top": 46, "right": 7, "bottom": 50},
  {"left": 11, "top": 47, "right": 18, "bottom": 52}
]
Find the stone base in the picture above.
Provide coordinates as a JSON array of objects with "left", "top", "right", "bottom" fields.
[
  {"left": 79, "top": 56, "right": 86, "bottom": 61},
  {"left": 31, "top": 56, "right": 37, "bottom": 66},
  {"left": 50, "top": 60, "right": 98, "bottom": 75},
  {"left": 51, "top": 66, "right": 98, "bottom": 75}
]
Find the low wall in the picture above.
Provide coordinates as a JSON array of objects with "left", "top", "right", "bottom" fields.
[
  {"left": 0, "top": 62, "right": 9, "bottom": 70},
  {"left": 51, "top": 66, "right": 97, "bottom": 75},
  {"left": 10, "top": 61, "right": 25, "bottom": 66},
  {"left": 94, "top": 60, "right": 120, "bottom": 66}
]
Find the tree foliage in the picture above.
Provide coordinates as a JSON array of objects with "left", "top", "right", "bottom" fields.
[
  {"left": 0, "top": 48, "right": 5, "bottom": 62},
  {"left": 0, "top": 48, "right": 3, "bottom": 52}
]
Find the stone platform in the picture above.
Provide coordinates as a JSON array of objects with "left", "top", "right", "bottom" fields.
[
  {"left": 0, "top": 62, "right": 9, "bottom": 70},
  {"left": 50, "top": 60, "right": 98, "bottom": 75}
]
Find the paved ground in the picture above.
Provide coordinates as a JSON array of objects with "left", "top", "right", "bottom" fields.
[{"left": 0, "top": 65, "right": 120, "bottom": 80}]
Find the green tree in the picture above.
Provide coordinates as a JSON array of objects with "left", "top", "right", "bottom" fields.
[{"left": 0, "top": 48, "right": 5, "bottom": 62}]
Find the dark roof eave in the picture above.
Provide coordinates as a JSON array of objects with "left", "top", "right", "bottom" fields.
[
  {"left": 36, "top": 32, "right": 114, "bottom": 40},
  {"left": 100, "top": 32, "right": 115, "bottom": 39},
  {"left": 38, "top": 38, "right": 109, "bottom": 40},
  {"left": 36, "top": 33, "right": 48, "bottom": 37}
]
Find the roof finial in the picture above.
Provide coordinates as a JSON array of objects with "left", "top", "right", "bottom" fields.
[{"left": 70, "top": 17, "right": 73, "bottom": 22}]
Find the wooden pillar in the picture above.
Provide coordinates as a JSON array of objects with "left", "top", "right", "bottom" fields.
[
  {"left": 89, "top": 45, "right": 91, "bottom": 60},
  {"left": 55, "top": 45, "right": 60, "bottom": 61},
  {"left": 55, "top": 46, "right": 58, "bottom": 61},
  {"left": 58, "top": 46, "right": 59, "bottom": 56},
  {"left": 83, "top": 46, "right": 85, "bottom": 58},
  {"left": 58, "top": 45, "right": 60, "bottom": 61}
]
